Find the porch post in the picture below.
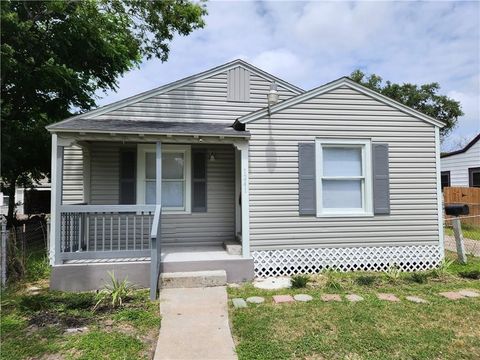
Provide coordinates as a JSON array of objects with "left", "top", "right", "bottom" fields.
[
  {"left": 156, "top": 142, "right": 162, "bottom": 205},
  {"left": 237, "top": 142, "right": 250, "bottom": 258},
  {"left": 50, "top": 134, "right": 64, "bottom": 265}
]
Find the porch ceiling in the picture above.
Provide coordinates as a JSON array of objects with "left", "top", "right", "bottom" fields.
[{"left": 48, "top": 118, "right": 250, "bottom": 138}]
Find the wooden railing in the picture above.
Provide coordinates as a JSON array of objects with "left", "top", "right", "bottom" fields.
[
  {"left": 150, "top": 205, "right": 162, "bottom": 300},
  {"left": 59, "top": 205, "right": 156, "bottom": 261}
]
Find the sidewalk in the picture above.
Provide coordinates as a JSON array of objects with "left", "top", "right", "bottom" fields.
[{"left": 154, "top": 286, "right": 237, "bottom": 360}]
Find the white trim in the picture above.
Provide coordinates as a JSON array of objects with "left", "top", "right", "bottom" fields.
[
  {"left": 136, "top": 144, "right": 191, "bottom": 214},
  {"left": 47, "top": 59, "right": 303, "bottom": 130},
  {"left": 234, "top": 141, "right": 250, "bottom": 258},
  {"left": 315, "top": 138, "right": 372, "bottom": 217},
  {"left": 435, "top": 127, "right": 445, "bottom": 257},
  {"left": 50, "top": 135, "right": 64, "bottom": 265},
  {"left": 238, "top": 78, "right": 445, "bottom": 128}
]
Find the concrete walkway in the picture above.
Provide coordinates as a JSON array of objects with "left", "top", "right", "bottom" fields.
[{"left": 154, "top": 287, "right": 237, "bottom": 360}]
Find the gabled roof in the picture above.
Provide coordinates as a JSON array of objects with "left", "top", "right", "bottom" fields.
[
  {"left": 47, "top": 59, "right": 304, "bottom": 132},
  {"left": 235, "top": 77, "right": 445, "bottom": 128},
  {"left": 441, "top": 133, "right": 480, "bottom": 158}
]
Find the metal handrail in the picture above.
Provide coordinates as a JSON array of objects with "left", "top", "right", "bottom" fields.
[{"left": 150, "top": 205, "right": 162, "bottom": 300}]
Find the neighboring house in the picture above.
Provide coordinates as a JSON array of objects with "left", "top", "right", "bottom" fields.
[
  {"left": 46, "top": 59, "right": 445, "bottom": 296},
  {"left": 0, "top": 179, "right": 51, "bottom": 216},
  {"left": 441, "top": 134, "right": 480, "bottom": 189}
]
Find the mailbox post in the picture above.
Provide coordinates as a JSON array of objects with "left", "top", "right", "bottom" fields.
[{"left": 445, "top": 205, "right": 469, "bottom": 264}]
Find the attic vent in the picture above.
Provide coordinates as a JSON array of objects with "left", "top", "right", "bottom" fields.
[{"left": 227, "top": 67, "right": 250, "bottom": 102}]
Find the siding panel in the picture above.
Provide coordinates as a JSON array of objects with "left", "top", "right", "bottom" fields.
[
  {"left": 441, "top": 140, "right": 480, "bottom": 186},
  {"left": 62, "top": 145, "right": 83, "bottom": 204},
  {"left": 247, "top": 86, "right": 440, "bottom": 250}
]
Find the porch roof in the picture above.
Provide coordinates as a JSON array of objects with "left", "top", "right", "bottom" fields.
[{"left": 47, "top": 118, "right": 250, "bottom": 138}]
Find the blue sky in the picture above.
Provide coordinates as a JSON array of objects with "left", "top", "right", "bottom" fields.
[{"left": 97, "top": 1, "right": 480, "bottom": 151}]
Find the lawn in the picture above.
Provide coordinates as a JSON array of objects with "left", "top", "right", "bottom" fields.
[
  {"left": 1, "top": 244, "right": 160, "bottom": 360},
  {"left": 228, "top": 253, "right": 480, "bottom": 360}
]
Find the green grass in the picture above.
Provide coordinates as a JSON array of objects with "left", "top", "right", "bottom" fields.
[
  {"left": 445, "top": 224, "right": 480, "bottom": 241},
  {"left": 1, "top": 244, "right": 160, "bottom": 360},
  {"left": 229, "top": 254, "right": 480, "bottom": 360}
]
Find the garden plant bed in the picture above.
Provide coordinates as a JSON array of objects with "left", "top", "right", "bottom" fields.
[{"left": 228, "top": 253, "right": 480, "bottom": 360}]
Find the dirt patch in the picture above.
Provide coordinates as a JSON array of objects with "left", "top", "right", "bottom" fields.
[{"left": 29, "top": 311, "right": 90, "bottom": 329}]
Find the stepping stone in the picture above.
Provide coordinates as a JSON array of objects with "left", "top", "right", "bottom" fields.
[
  {"left": 273, "top": 295, "right": 295, "bottom": 304},
  {"left": 321, "top": 294, "right": 342, "bottom": 302},
  {"left": 254, "top": 277, "right": 291, "bottom": 290},
  {"left": 439, "top": 292, "right": 465, "bottom": 300},
  {"left": 293, "top": 294, "right": 313, "bottom": 302},
  {"left": 246, "top": 296, "right": 265, "bottom": 304},
  {"left": 232, "top": 298, "right": 247, "bottom": 308},
  {"left": 406, "top": 296, "right": 428, "bottom": 304},
  {"left": 346, "top": 294, "right": 364, "bottom": 302},
  {"left": 458, "top": 290, "right": 480, "bottom": 298},
  {"left": 377, "top": 293, "right": 400, "bottom": 302}
]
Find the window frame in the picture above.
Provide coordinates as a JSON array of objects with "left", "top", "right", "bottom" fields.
[
  {"left": 469, "top": 167, "right": 480, "bottom": 188},
  {"left": 315, "top": 138, "right": 373, "bottom": 217},
  {"left": 136, "top": 144, "right": 192, "bottom": 214},
  {"left": 440, "top": 171, "right": 451, "bottom": 191}
]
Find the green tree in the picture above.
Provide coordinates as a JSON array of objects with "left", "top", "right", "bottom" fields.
[
  {"left": 350, "top": 70, "right": 463, "bottom": 138},
  {"left": 1, "top": 0, "right": 206, "bottom": 226}
]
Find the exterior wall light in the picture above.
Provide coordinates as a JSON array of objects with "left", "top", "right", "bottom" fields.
[
  {"left": 267, "top": 82, "right": 279, "bottom": 115},
  {"left": 209, "top": 152, "right": 216, "bottom": 161}
]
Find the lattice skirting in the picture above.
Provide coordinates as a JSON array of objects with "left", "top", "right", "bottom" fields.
[{"left": 252, "top": 245, "right": 443, "bottom": 278}]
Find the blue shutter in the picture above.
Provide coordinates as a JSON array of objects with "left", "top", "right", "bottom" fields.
[
  {"left": 298, "top": 143, "right": 316, "bottom": 216},
  {"left": 372, "top": 143, "right": 390, "bottom": 215}
]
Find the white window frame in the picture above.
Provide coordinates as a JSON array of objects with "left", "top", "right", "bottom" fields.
[
  {"left": 315, "top": 138, "right": 373, "bottom": 217},
  {"left": 136, "top": 144, "right": 191, "bottom": 214}
]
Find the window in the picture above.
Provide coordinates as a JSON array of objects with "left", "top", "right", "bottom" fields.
[
  {"left": 469, "top": 167, "right": 480, "bottom": 188},
  {"left": 315, "top": 139, "right": 372, "bottom": 216},
  {"left": 137, "top": 144, "right": 191, "bottom": 213},
  {"left": 441, "top": 171, "right": 450, "bottom": 191}
]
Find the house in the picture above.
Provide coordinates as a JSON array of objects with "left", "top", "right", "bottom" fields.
[
  {"left": 0, "top": 179, "right": 51, "bottom": 216},
  {"left": 441, "top": 134, "right": 480, "bottom": 189},
  {"left": 46, "top": 59, "right": 445, "bottom": 297}
]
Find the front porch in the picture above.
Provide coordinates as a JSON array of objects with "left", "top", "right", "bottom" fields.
[{"left": 49, "top": 126, "right": 252, "bottom": 298}]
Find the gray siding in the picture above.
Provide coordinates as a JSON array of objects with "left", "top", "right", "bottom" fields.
[
  {"left": 89, "top": 142, "right": 235, "bottom": 246},
  {"left": 247, "top": 85, "right": 440, "bottom": 250},
  {"left": 93, "top": 69, "right": 297, "bottom": 123},
  {"left": 62, "top": 145, "right": 84, "bottom": 204}
]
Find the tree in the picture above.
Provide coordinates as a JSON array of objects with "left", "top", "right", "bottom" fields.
[
  {"left": 1, "top": 0, "right": 206, "bottom": 226},
  {"left": 350, "top": 70, "right": 463, "bottom": 139}
]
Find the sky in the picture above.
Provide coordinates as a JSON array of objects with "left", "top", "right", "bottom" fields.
[{"left": 96, "top": 0, "right": 480, "bottom": 151}]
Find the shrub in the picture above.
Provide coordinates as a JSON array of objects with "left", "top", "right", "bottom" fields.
[
  {"left": 410, "top": 272, "right": 428, "bottom": 284},
  {"left": 291, "top": 275, "right": 310, "bottom": 288},
  {"left": 94, "top": 272, "right": 134, "bottom": 310},
  {"left": 459, "top": 270, "right": 480, "bottom": 280},
  {"left": 324, "top": 269, "right": 342, "bottom": 291},
  {"left": 355, "top": 275, "right": 376, "bottom": 286},
  {"left": 432, "top": 259, "right": 455, "bottom": 278}
]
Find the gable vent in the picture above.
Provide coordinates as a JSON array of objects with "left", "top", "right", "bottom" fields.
[{"left": 227, "top": 67, "right": 250, "bottom": 102}]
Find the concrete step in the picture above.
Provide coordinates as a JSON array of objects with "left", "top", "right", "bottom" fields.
[
  {"left": 223, "top": 240, "right": 242, "bottom": 255},
  {"left": 160, "top": 270, "right": 227, "bottom": 289}
]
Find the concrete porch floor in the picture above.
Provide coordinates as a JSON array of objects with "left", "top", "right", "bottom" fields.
[{"left": 52, "top": 245, "right": 253, "bottom": 291}]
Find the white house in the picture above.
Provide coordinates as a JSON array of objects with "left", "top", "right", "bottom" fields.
[
  {"left": 46, "top": 60, "right": 445, "bottom": 298},
  {"left": 441, "top": 134, "right": 480, "bottom": 189}
]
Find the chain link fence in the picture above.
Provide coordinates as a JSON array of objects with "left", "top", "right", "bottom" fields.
[
  {"left": 444, "top": 214, "right": 480, "bottom": 257},
  {"left": 0, "top": 216, "right": 50, "bottom": 286}
]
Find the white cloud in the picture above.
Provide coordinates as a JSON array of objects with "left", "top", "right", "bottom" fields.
[{"left": 96, "top": 1, "right": 479, "bottom": 148}]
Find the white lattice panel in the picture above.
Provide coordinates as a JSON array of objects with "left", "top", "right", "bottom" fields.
[{"left": 252, "top": 245, "right": 442, "bottom": 277}]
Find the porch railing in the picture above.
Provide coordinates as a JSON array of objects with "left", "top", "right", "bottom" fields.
[
  {"left": 150, "top": 205, "right": 162, "bottom": 300},
  {"left": 59, "top": 205, "right": 156, "bottom": 261}
]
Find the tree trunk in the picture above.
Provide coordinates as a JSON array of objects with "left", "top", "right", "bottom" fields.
[{"left": 6, "top": 178, "right": 17, "bottom": 229}]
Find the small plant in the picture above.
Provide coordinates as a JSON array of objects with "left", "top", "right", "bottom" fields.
[
  {"left": 432, "top": 258, "right": 455, "bottom": 278},
  {"left": 410, "top": 272, "right": 428, "bottom": 284},
  {"left": 355, "top": 275, "right": 376, "bottom": 286},
  {"left": 291, "top": 274, "right": 310, "bottom": 288},
  {"left": 94, "top": 272, "right": 134, "bottom": 310},
  {"left": 384, "top": 264, "right": 402, "bottom": 283},
  {"left": 459, "top": 269, "right": 480, "bottom": 280},
  {"left": 324, "top": 269, "right": 342, "bottom": 290}
]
